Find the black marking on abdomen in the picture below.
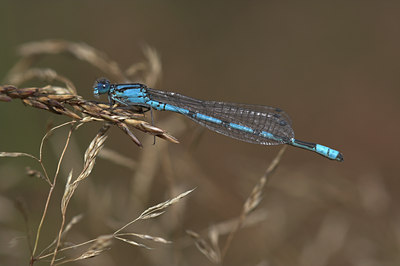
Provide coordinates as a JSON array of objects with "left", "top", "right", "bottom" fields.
[
  {"left": 221, "top": 121, "right": 230, "bottom": 127},
  {"left": 253, "top": 129, "right": 262, "bottom": 136},
  {"left": 294, "top": 139, "right": 316, "bottom": 149},
  {"left": 188, "top": 110, "right": 196, "bottom": 118}
]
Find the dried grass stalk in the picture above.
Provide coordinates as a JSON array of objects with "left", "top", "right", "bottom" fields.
[
  {"left": 0, "top": 84, "right": 178, "bottom": 146},
  {"left": 112, "top": 189, "right": 194, "bottom": 249},
  {"left": 186, "top": 147, "right": 286, "bottom": 264},
  {"left": 115, "top": 188, "right": 195, "bottom": 234},
  {"left": 186, "top": 230, "right": 221, "bottom": 264},
  {"left": 58, "top": 235, "right": 113, "bottom": 265}
]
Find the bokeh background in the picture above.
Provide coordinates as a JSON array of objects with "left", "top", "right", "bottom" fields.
[{"left": 1, "top": 1, "right": 400, "bottom": 265}]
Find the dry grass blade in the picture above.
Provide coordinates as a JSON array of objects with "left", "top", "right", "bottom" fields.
[
  {"left": 186, "top": 230, "right": 221, "bottom": 264},
  {"left": 128, "top": 119, "right": 164, "bottom": 133},
  {"left": 61, "top": 126, "right": 108, "bottom": 213},
  {"left": 62, "top": 214, "right": 84, "bottom": 238},
  {"left": 114, "top": 188, "right": 195, "bottom": 235},
  {"left": 61, "top": 171, "right": 75, "bottom": 216},
  {"left": 26, "top": 167, "right": 45, "bottom": 180},
  {"left": 14, "top": 40, "right": 126, "bottom": 81},
  {"left": 31, "top": 124, "right": 75, "bottom": 264},
  {"left": 114, "top": 236, "right": 152, "bottom": 249},
  {"left": 75, "top": 125, "right": 108, "bottom": 184},
  {"left": 155, "top": 131, "right": 180, "bottom": 144},
  {"left": 37, "top": 214, "right": 84, "bottom": 259},
  {"left": 208, "top": 226, "right": 220, "bottom": 255},
  {"left": 9, "top": 40, "right": 164, "bottom": 87},
  {"left": 6, "top": 67, "right": 76, "bottom": 94},
  {"left": 114, "top": 232, "right": 171, "bottom": 249},
  {"left": 0, "top": 151, "right": 39, "bottom": 161},
  {"left": 243, "top": 177, "right": 266, "bottom": 215},
  {"left": 111, "top": 189, "right": 194, "bottom": 252},
  {"left": 53, "top": 128, "right": 108, "bottom": 264},
  {"left": 57, "top": 235, "right": 113, "bottom": 264},
  {"left": 116, "top": 122, "right": 142, "bottom": 147},
  {"left": 206, "top": 209, "right": 269, "bottom": 236},
  {"left": 245, "top": 146, "right": 287, "bottom": 215},
  {"left": 115, "top": 233, "right": 171, "bottom": 244},
  {"left": 138, "top": 188, "right": 195, "bottom": 220},
  {"left": 241, "top": 146, "right": 286, "bottom": 214},
  {"left": 0, "top": 152, "right": 48, "bottom": 184}
]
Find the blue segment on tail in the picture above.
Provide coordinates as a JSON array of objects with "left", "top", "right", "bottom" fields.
[{"left": 289, "top": 139, "right": 343, "bottom": 161}]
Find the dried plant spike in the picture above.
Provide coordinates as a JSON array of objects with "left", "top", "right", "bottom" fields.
[
  {"left": 138, "top": 188, "right": 195, "bottom": 220},
  {"left": 0, "top": 94, "right": 12, "bottom": 102},
  {"left": 61, "top": 171, "right": 75, "bottom": 214},
  {"left": 18, "top": 39, "right": 69, "bottom": 56},
  {"left": 25, "top": 167, "right": 45, "bottom": 180},
  {"left": 61, "top": 127, "right": 108, "bottom": 214},
  {"left": 74, "top": 126, "right": 109, "bottom": 185},
  {"left": 15, "top": 40, "right": 126, "bottom": 81},
  {"left": 243, "top": 179, "right": 265, "bottom": 215},
  {"left": 5, "top": 67, "right": 77, "bottom": 94},
  {"left": 131, "top": 233, "right": 171, "bottom": 244},
  {"left": 135, "top": 121, "right": 165, "bottom": 134},
  {"left": 114, "top": 236, "right": 152, "bottom": 249},
  {"left": 22, "top": 99, "right": 50, "bottom": 110},
  {"left": 62, "top": 214, "right": 84, "bottom": 239},
  {"left": 156, "top": 132, "right": 180, "bottom": 144},
  {"left": 113, "top": 232, "right": 171, "bottom": 250},
  {"left": 71, "top": 235, "right": 113, "bottom": 262},
  {"left": 114, "top": 189, "right": 195, "bottom": 235},
  {"left": 116, "top": 122, "right": 142, "bottom": 147},
  {"left": 0, "top": 151, "right": 39, "bottom": 161},
  {"left": 186, "top": 230, "right": 221, "bottom": 264}
]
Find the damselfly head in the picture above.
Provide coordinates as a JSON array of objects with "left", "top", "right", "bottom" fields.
[{"left": 93, "top": 78, "right": 111, "bottom": 97}]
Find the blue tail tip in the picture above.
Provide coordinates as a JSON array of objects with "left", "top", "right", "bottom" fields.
[{"left": 336, "top": 152, "right": 344, "bottom": 162}]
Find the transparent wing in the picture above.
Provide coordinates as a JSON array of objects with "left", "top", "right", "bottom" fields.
[{"left": 147, "top": 89, "right": 294, "bottom": 145}]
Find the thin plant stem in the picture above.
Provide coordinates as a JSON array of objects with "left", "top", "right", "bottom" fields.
[
  {"left": 30, "top": 124, "right": 75, "bottom": 265},
  {"left": 36, "top": 238, "right": 99, "bottom": 261},
  {"left": 39, "top": 121, "right": 76, "bottom": 185},
  {"left": 49, "top": 126, "right": 77, "bottom": 265}
]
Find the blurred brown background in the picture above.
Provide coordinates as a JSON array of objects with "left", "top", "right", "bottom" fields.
[{"left": 0, "top": 1, "right": 399, "bottom": 266}]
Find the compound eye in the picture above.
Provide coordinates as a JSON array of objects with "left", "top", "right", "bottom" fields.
[{"left": 93, "top": 78, "right": 111, "bottom": 95}]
